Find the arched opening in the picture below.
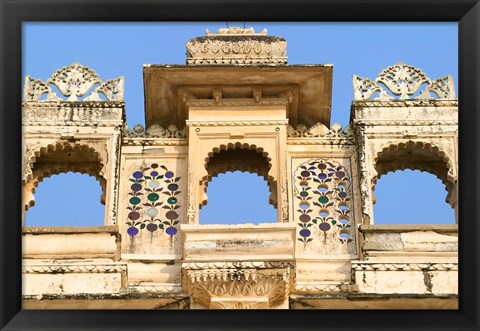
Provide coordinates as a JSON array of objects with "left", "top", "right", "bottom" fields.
[
  {"left": 199, "top": 171, "right": 277, "bottom": 224},
  {"left": 372, "top": 141, "right": 456, "bottom": 224},
  {"left": 25, "top": 173, "right": 105, "bottom": 226},
  {"left": 23, "top": 141, "right": 107, "bottom": 225},
  {"left": 373, "top": 169, "right": 454, "bottom": 224},
  {"left": 199, "top": 146, "right": 277, "bottom": 224}
]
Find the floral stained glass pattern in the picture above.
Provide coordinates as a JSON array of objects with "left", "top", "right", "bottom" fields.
[
  {"left": 126, "top": 163, "right": 181, "bottom": 237},
  {"left": 294, "top": 159, "right": 354, "bottom": 247}
]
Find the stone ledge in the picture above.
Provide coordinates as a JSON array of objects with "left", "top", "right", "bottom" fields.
[
  {"left": 181, "top": 223, "right": 295, "bottom": 232},
  {"left": 359, "top": 224, "right": 457, "bottom": 233},
  {"left": 22, "top": 225, "right": 119, "bottom": 235}
]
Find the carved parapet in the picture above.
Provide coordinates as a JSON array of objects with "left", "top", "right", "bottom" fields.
[
  {"left": 186, "top": 27, "right": 287, "bottom": 65},
  {"left": 287, "top": 122, "right": 354, "bottom": 145},
  {"left": 23, "top": 63, "right": 125, "bottom": 126},
  {"left": 122, "top": 124, "right": 187, "bottom": 146},
  {"left": 24, "top": 63, "right": 124, "bottom": 102},
  {"left": 352, "top": 62, "right": 456, "bottom": 101},
  {"left": 183, "top": 261, "right": 293, "bottom": 309},
  {"left": 122, "top": 124, "right": 186, "bottom": 138}
]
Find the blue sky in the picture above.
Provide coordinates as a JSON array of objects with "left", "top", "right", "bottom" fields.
[{"left": 23, "top": 22, "right": 457, "bottom": 226}]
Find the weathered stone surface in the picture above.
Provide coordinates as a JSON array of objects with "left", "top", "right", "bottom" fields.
[
  {"left": 362, "top": 233, "right": 404, "bottom": 251},
  {"left": 21, "top": 32, "right": 458, "bottom": 309},
  {"left": 186, "top": 27, "right": 287, "bottom": 65}
]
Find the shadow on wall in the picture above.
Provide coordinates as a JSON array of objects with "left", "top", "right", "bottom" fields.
[
  {"left": 199, "top": 171, "right": 277, "bottom": 224},
  {"left": 373, "top": 169, "right": 455, "bottom": 224}
]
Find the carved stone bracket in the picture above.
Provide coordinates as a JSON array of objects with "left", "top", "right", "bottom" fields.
[
  {"left": 23, "top": 63, "right": 124, "bottom": 102},
  {"left": 183, "top": 261, "right": 293, "bottom": 309},
  {"left": 353, "top": 62, "right": 456, "bottom": 101}
]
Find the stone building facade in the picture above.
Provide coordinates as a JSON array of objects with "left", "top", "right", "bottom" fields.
[{"left": 21, "top": 27, "right": 458, "bottom": 309}]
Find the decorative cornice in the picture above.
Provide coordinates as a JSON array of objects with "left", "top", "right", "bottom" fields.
[
  {"left": 183, "top": 261, "right": 294, "bottom": 270},
  {"left": 23, "top": 101, "right": 125, "bottom": 108},
  {"left": 122, "top": 138, "right": 188, "bottom": 146},
  {"left": 351, "top": 99, "right": 458, "bottom": 108},
  {"left": 129, "top": 284, "right": 183, "bottom": 293},
  {"left": 23, "top": 263, "right": 127, "bottom": 274},
  {"left": 186, "top": 120, "right": 289, "bottom": 127},
  {"left": 185, "top": 98, "right": 289, "bottom": 108},
  {"left": 22, "top": 101, "right": 124, "bottom": 125},
  {"left": 351, "top": 262, "right": 458, "bottom": 271},
  {"left": 294, "top": 283, "right": 342, "bottom": 292},
  {"left": 23, "top": 121, "right": 123, "bottom": 127},
  {"left": 353, "top": 62, "right": 456, "bottom": 101},
  {"left": 352, "top": 119, "right": 458, "bottom": 126},
  {"left": 287, "top": 139, "right": 354, "bottom": 145}
]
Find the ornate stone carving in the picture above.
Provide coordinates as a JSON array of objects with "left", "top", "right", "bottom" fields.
[
  {"left": 23, "top": 263, "right": 127, "bottom": 274},
  {"left": 186, "top": 27, "right": 287, "bottom": 65},
  {"left": 22, "top": 101, "right": 124, "bottom": 125},
  {"left": 23, "top": 63, "right": 124, "bottom": 102},
  {"left": 287, "top": 122, "right": 354, "bottom": 146},
  {"left": 188, "top": 271, "right": 289, "bottom": 309},
  {"left": 352, "top": 262, "right": 458, "bottom": 271},
  {"left": 122, "top": 124, "right": 186, "bottom": 138},
  {"left": 351, "top": 99, "right": 458, "bottom": 108},
  {"left": 206, "top": 27, "right": 268, "bottom": 36},
  {"left": 184, "top": 260, "right": 292, "bottom": 309},
  {"left": 22, "top": 141, "right": 107, "bottom": 185},
  {"left": 183, "top": 261, "right": 294, "bottom": 270},
  {"left": 353, "top": 62, "right": 456, "bottom": 100}
]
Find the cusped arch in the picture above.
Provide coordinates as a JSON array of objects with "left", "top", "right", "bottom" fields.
[
  {"left": 200, "top": 142, "right": 277, "bottom": 208},
  {"left": 24, "top": 141, "right": 106, "bottom": 184},
  {"left": 24, "top": 170, "right": 106, "bottom": 211},
  {"left": 372, "top": 140, "right": 455, "bottom": 204},
  {"left": 23, "top": 141, "right": 107, "bottom": 211}
]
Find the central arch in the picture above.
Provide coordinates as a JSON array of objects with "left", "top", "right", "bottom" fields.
[{"left": 199, "top": 143, "right": 278, "bottom": 223}]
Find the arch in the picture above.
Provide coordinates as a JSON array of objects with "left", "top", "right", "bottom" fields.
[
  {"left": 25, "top": 172, "right": 105, "bottom": 226},
  {"left": 23, "top": 141, "right": 106, "bottom": 212},
  {"left": 199, "top": 171, "right": 277, "bottom": 224},
  {"left": 23, "top": 141, "right": 106, "bottom": 184},
  {"left": 200, "top": 142, "right": 277, "bottom": 208},
  {"left": 372, "top": 141, "right": 455, "bottom": 206}
]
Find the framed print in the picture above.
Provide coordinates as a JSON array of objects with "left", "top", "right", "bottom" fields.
[{"left": 1, "top": 0, "right": 479, "bottom": 330}]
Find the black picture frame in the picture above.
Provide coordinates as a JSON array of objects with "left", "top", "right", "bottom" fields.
[{"left": 1, "top": 0, "right": 479, "bottom": 330}]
